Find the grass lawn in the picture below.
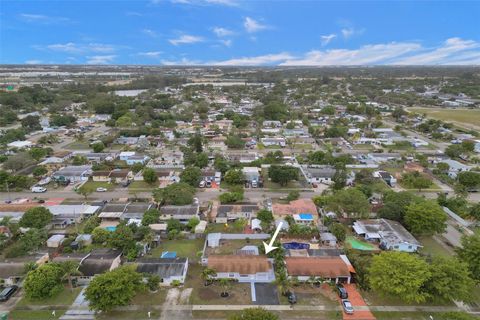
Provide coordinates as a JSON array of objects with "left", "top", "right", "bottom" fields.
[
  {"left": 65, "top": 141, "right": 91, "bottom": 150},
  {"left": 187, "top": 263, "right": 252, "bottom": 305},
  {"left": 261, "top": 168, "right": 302, "bottom": 190},
  {"left": 192, "top": 310, "right": 342, "bottom": 319},
  {"left": 79, "top": 180, "right": 115, "bottom": 192},
  {"left": 398, "top": 181, "right": 442, "bottom": 192},
  {"left": 353, "top": 144, "right": 374, "bottom": 150},
  {"left": 373, "top": 311, "right": 448, "bottom": 320},
  {"left": 408, "top": 107, "right": 480, "bottom": 131},
  {"left": 362, "top": 290, "right": 454, "bottom": 307},
  {"left": 130, "top": 289, "right": 168, "bottom": 306},
  {"left": 418, "top": 236, "right": 453, "bottom": 258},
  {"left": 148, "top": 238, "right": 204, "bottom": 261},
  {"left": 279, "top": 284, "right": 338, "bottom": 307},
  {"left": 128, "top": 180, "right": 159, "bottom": 191},
  {"left": 205, "top": 223, "right": 247, "bottom": 234},
  {"left": 16, "top": 287, "right": 82, "bottom": 307},
  {"left": 8, "top": 310, "right": 66, "bottom": 320},
  {"left": 292, "top": 143, "right": 313, "bottom": 150},
  {"left": 96, "top": 311, "right": 160, "bottom": 319}
]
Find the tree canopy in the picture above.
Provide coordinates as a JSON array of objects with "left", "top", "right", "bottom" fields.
[
  {"left": 19, "top": 207, "right": 53, "bottom": 229},
  {"left": 153, "top": 183, "right": 195, "bottom": 205},
  {"left": 180, "top": 166, "right": 201, "bottom": 187},
  {"left": 268, "top": 165, "right": 298, "bottom": 186},
  {"left": 24, "top": 263, "right": 64, "bottom": 299},
  {"left": 404, "top": 200, "right": 447, "bottom": 236},
  {"left": 368, "top": 251, "right": 431, "bottom": 303},
  {"left": 456, "top": 234, "right": 480, "bottom": 281},
  {"left": 85, "top": 265, "right": 144, "bottom": 312}
]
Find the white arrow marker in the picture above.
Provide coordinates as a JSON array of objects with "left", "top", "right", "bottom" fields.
[{"left": 263, "top": 221, "right": 283, "bottom": 254}]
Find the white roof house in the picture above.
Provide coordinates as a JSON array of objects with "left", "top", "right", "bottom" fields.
[{"left": 7, "top": 140, "right": 33, "bottom": 149}]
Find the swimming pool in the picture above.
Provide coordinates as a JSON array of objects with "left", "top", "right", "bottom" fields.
[
  {"left": 161, "top": 251, "right": 177, "bottom": 258},
  {"left": 105, "top": 226, "right": 116, "bottom": 232},
  {"left": 346, "top": 236, "right": 377, "bottom": 251},
  {"left": 282, "top": 242, "right": 310, "bottom": 250}
]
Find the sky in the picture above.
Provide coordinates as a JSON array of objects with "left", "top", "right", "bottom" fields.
[{"left": 1, "top": 0, "right": 480, "bottom": 66}]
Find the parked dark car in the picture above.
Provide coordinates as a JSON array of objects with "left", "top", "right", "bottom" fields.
[
  {"left": 286, "top": 291, "right": 297, "bottom": 304},
  {"left": 0, "top": 285, "right": 18, "bottom": 302},
  {"left": 336, "top": 284, "right": 348, "bottom": 299}
]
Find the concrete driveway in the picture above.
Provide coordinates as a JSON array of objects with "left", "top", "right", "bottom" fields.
[{"left": 254, "top": 283, "right": 279, "bottom": 305}]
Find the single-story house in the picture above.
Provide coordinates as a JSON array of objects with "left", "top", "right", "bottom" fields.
[
  {"left": 52, "top": 165, "right": 92, "bottom": 183},
  {"left": 285, "top": 256, "right": 354, "bottom": 284},
  {"left": 109, "top": 169, "right": 133, "bottom": 184},
  {"left": 46, "top": 204, "right": 100, "bottom": 225},
  {"left": 320, "top": 232, "right": 337, "bottom": 247},
  {"left": 374, "top": 171, "right": 397, "bottom": 187},
  {"left": 207, "top": 255, "right": 275, "bottom": 283},
  {"left": 7, "top": 140, "right": 33, "bottom": 149},
  {"left": 160, "top": 205, "right": 199, "bottom": 223},
  {"left": 300, "top": 165, "right": 336, "bottom": 184},
  {"left": 84, "top": 152, "right": 116, "bottom": 163},
  {"left": 353, "top": 219, "right": 422, "bottom": 253},
  {"left": 0, "top": 263, "right": 25, "bottom": 286},
  {"left": 77, "top": 249, "right": 122, "bottom": 285},
  {"left": 272, "top": 199, "right": 318, "bottom": 222},
  {"left": 215, "top": 204, "right": 259, "bottom": 223},
  {"left": 261, "top": 137, "right": 286, "bottom": 147},
  {"left": 92, "top": 170, "right": 111, "bottom": 182},
  {"left": 135, "top": 257, "right": 189, "bottom": 285},
  {"left": 439, "top": 159, "right": 472, "bottom": 179},
  {"left": 121, "top": 202, "right": 153, "bottom": 222},
  {"left": 242, "top": 167, "right": 261, "bottom": 183},
  {"left": 47, "top": 234, "right": 66, "bottom": 248},
  {"left": 201, "top": 170, "right": 221, "bottom": 184}
]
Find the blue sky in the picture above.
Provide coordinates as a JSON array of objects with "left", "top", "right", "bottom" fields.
[{"left": 1, "top": 0, "right": 480, "bottom": 65}]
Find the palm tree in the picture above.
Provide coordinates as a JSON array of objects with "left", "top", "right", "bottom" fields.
[
  {"left": 60, "top": 261, "right": 82, "bottom": 292},
  {"left": 201, "top": 268, "right": 217, "bottom": 286},
  {"left": 219, "top": 278, "right": 232, "bottom": 297},
  {"left": 275, "top": 272, "right": 292, "bottom": 296}
]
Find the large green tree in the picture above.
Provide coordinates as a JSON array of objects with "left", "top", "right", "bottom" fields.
[
  {"left": 377, "top": 191, "right": 422, "bottom": 223},
  {"left": 19, "top": 207, "right": 53, "bottom": 229},
  {"left": 141, "top": 208, "right": 160, "bottom": 226},
  {"left": 457, "top": 171, "right": 480, "bottom": 190},
  {"left": 153, "top": 183, "right": 195, "bottom": 205},
  {"left": 426, "top": 257, "right": 474, "bottom": 302},
  {"left": 142, "top": 167, "right": 158, "bottom": 184},
  {"left": 180, "top": 166, "right": 201, "bottom": 187},
  {"left": 327, "top": 188, "right": 370, "bottom": 218},
  {"left": 268, "top": 165, "right": 298, "bottom": 186},
  {"left": 224, "top": 169, "right": 244, "bottom": 185},
  {"left": 84, "top": 265, "right": 144, "bottom": 312},
  {"left": 456, "top": 234, "right": 480, "bottom": 281},
  {"left": 368, "top": 251, "right": 431, "bottom": 303},
  {"left": 24, "top": 263, "right": 64, "bottom": 299},
  {"left": 404, "top": 200, "right": 447, "bottom": 236}
]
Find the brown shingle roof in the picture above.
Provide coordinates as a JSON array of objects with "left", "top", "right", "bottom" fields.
[
  {"left": 272, "top": 199, "right": 318, "bottom": 217},
  {"left": 285, "top": 257, "right": 350, "bottom": 278},
  {"left": 207, "top": 255, "right": 270, "bottom": 274}
]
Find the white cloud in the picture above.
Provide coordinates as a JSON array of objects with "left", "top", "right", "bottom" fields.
[
  {"left": 37, "top": 42, "right": 116, "bottom": 54},
  {"left": 169, "top": 34, "right": 204, "bottom": 45},
  {"left": 341, "top": 27, "right": 364, "bottom": 39},
  {"left": 244, "top": 17, "right": 268, "bottom": 33},
  {"left": 394, "top": 38, "right": 480, "bottom": 65},
  {"left": 142, "top": 29, "right": 157, "bottom": 37},
  {"left": 213, "top": 27, "right": 234, "bottom": 37},
  {"left": 281, "top": 42, "right": 422, "bottom": 66},
  {"left": 86, "top": 55, "right": 116, "bottom": 64},
  {"left": 219, "top": 39, "right": 232, "bottom": 47},
  {"left": 19, "top": 13, "right": 71, "bottom": 24},
  {"left": 161, "top": 57, "right": 200, "bottom": 65},
  {"left": 321, "top": 34, "right": 337, "bottom": 46},
  {"left": 210, "top": 52, "right": 294, "bottom": 66},
  {"left": 168, "top": 0, "right": 238, "bottom": 5},
  {"left": 138, "top": 51, "right": 162, "bottom": 57},
  {"left": 25, "top": 60, "right": 42, "bottom": 65}
]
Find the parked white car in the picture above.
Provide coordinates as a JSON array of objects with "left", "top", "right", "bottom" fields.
[
  {"left": 31, "top": 186, "right": 47, "bottom": 193},
  {"left": 96, "top": 187, "right": 107, "bottom": 192}
]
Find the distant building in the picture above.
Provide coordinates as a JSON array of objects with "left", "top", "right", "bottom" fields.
[{"left": 353, "top": 219, "right": 422, "bottom": 253}]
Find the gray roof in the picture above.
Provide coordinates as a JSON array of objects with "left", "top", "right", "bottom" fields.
[
  {"left": 0, "top": 263, "right": 25, "bottom": 279},
  {"left": 354, "top": 219, "right": 420, "bottom": 246},
  {"left": 136, "top": 258, "right": 187, "bottom": 278},
  {"left": 102, "top": 203, "right": 128, "bottom": 213},
  {"left": 78, "top": 249, "right": 122, "bottom": 276},
  {"left": 161, "top": 205, "right": 198, "bottom": 216},
  {"left": 305, "top": 165, "right": 336, "bottom": 178}
]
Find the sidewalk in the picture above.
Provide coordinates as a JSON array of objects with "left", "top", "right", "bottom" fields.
[{"left": 59, "top": 288, "right": 95, "bottom": 320}]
